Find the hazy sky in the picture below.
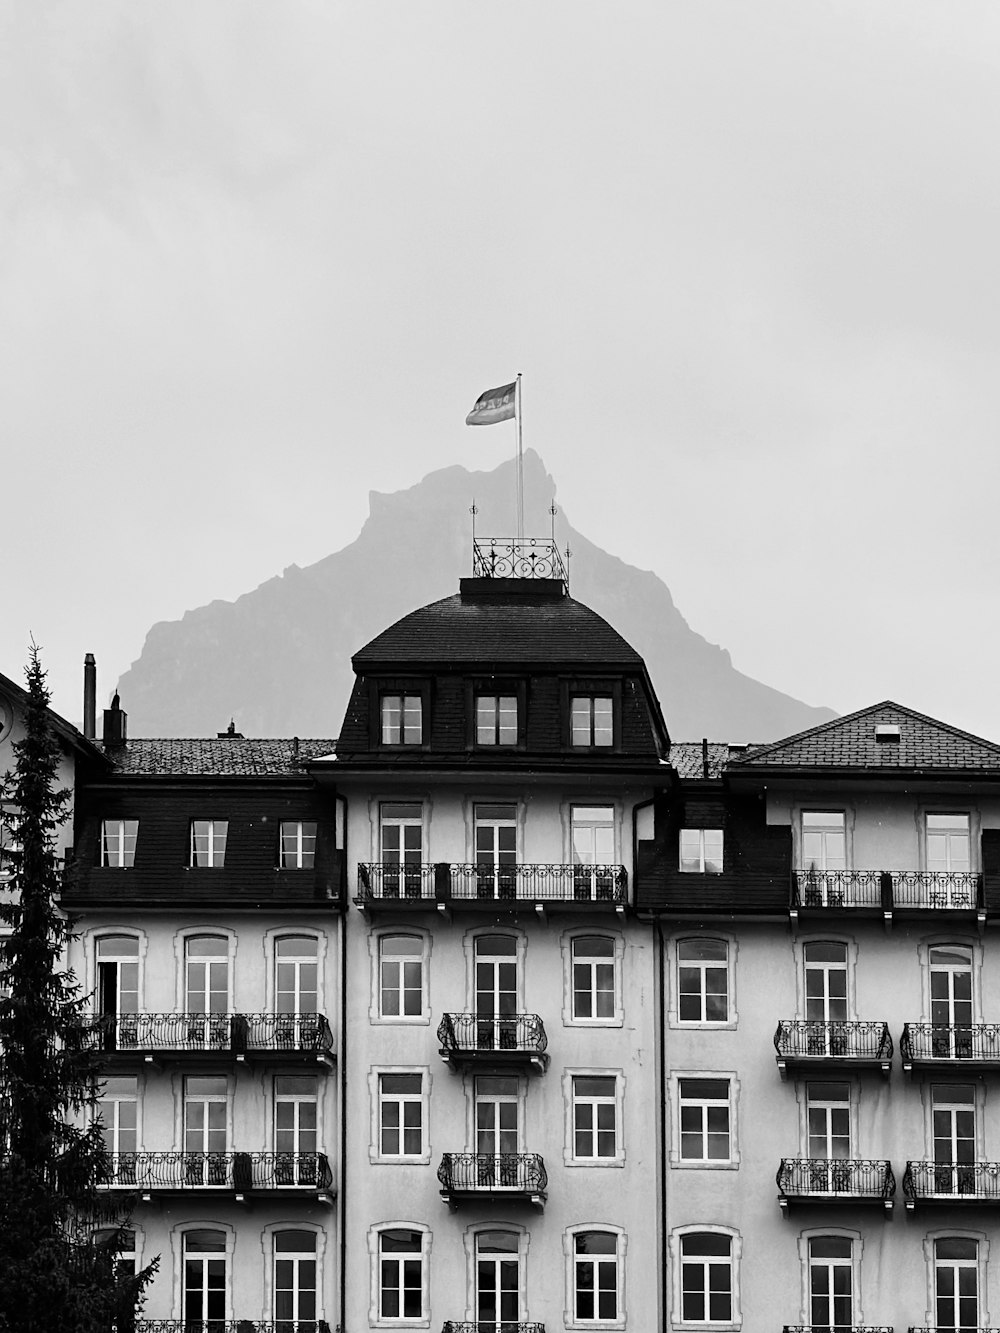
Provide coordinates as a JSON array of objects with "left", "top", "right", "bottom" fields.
[{"left": 4, "top": 2, "right": 1000, "bottom": 741}]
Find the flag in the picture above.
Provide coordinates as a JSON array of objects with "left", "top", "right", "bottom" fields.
[{"left": 466, "top": 381, "right": 516, "bottom": 426}]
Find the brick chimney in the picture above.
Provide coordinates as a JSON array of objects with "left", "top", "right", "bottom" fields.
[{"left": 103, "top": 692, "right": 127, "bottom": 746}]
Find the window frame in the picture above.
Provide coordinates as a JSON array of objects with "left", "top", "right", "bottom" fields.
[
  {"left": 370, "top": 1067, "right": 430, "bottom": 1165},
  {"left": 673, "top": 937, "right": 735, "bottom": 1029},
  {"left": 0, "top": 805, "right": 20, "bottom": 881},
  {"left": 373, "top": 681, "right": 430, "bottom": 750},
  {"left": 921, "top": 1230, "right": 990, "bottom": 1332},
  {"left": 474, "top": 691, "right": 520, "bottom": 748},
  {"left": 278, "top": 821, "right": 318, "bottom": 870},
  {"left": 799, "top": 809, "right": 849, "bottom": 873},
  {"left": 564, "top": 1226, "right": 626, "bottom": 1331},
  {"left": 670, "top": 1072, "right": 739, "bottom": 1170},
  {"left": 570, "top": 694, "right": 615, "bottom": 749},
  {"left": 679, "top": 827, "right": 724, "bottom": 875},
  {"left": 670, "top": 1226, "right": 741, "bottom": 1331},
  {"left": 100, "top": 818, "right": 139, "bottom": 868},
  {"left": 97, "top": 1074, "right": 140, "bottom": 1157},
  {"left": 371, "top": 930, "right": 430, "bottom": 1026},
  {"left": 563, "top": 931, "right": 624, "bottom": 1029},
  {"left": 189, "top": 819, "right": 229, "bottom": 869},
  {"left": 794, "top": 1228, "right": 863, "bottom": 1330},
  {"left": 565, "top": 1069, "right": 625, "bottom": 1168},
  {"left": 923, "top": 810, "right": 975, "bottom": 873},
  {"left": 368, "top": 1223, "right": 431, "bottom": 1328}
]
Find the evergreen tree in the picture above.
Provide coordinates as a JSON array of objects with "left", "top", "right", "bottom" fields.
[{"left": 0, "top": 647, "right": 155, "bottom": 1332}]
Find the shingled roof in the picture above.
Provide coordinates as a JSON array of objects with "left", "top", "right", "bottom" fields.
[
  {"left": 669, "top": 742, "right": 766, "bottom": 779},
  {"left": 103, "top": 738, "right": 337, "bottom": 777},
  {"left": 353, "top": 591, "right": 644, "bottom": 668},
  {"left": 727, "top": 701, "right": 1000, "bottom": 772}
]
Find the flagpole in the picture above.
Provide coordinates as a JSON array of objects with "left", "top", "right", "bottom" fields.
[{"left": 515, "top": 372, "right": 524, "bottom": 543}]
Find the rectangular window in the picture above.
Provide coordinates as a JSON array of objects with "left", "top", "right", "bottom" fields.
[
  {"left": 809, "top": 1236, "right": 852, "bottom": 1331},
  {"left": 574, "top": 1232, "right": 619, "bottom": 1322},
  {"left": 101, "top": 819, "right": 138, "bottom": 868},
  {"left": 280, "top": 821, "right": 317, "bottom": 869},
  {"left": 98, "top": 1076, "right": 138, "bottom": 1157},
  {"left": 680, "top": 1232, "right": 732, "bottom": 1323},
  {"left": 679, "top": 1078, "right": 731, "bottom": 1162},
  {"left": 379, "top": 1073, "right": 423, "bottom": 1158},
  {"left": 801, "top": 811, "right": 847, "bottom": 872},
  {"left": 0, "top": 810, "right": 20, "bottom": 880},
  {"left": 571, "top": 936, "right": 617, "bottom": 1022},
  {"left": 474, "top": 804, "right": 517, "bottom": 898},
  {"left": 379, "top": 1229, "right": 423, "bottom": 1320},
  {"left": 935, "top": 1237, "right": 978, "bottom": 1330},
  {"left": 184, "top": 1076, "right": 228, "bottom": 1185},
  {"left": 379, "top": 936, "right": 424, "bottom": 1019},
  {"left": 381, "top": 695, "right": 422, "bottom": 746},
  {"left": 275, "top": 1076, "right": 318, "bottom": 1184},
  {"left": 477, "top": 695, "right": 518, "bottom": 746},
  {"left": 926, "top": 813, "right": 972, "bottom": 891},
  {"left": 679, "top": 828, "right": 724, "bottom": 875},
  {"left": 572, "top": 1075, "right": 618, "bottom": 1160},
  {"left": 678, "top": 939, "right": 729, "bottom": 1023},
  {"left": 932, "top": 1084, "right": 976, "bottom": 1195},
  {"left": 571, "top": 696, "right": 613, "bottom": 747},
  {"left": 190, "top": 820, "right": 228, "bottom": 868},
  {"left": 379, "top": 804, "right": 423, "bottom": 897}
]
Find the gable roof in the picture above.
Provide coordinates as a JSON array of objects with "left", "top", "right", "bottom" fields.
[
  {"left": 103, "top": 738, "right": 337, "bottom": 778},
  {"left": 728, "top": 701, "right": 1000, "bottom": 773}
]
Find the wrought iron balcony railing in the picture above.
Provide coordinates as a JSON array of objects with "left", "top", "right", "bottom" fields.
[
  {"left": 901, "top": 1023, "right": 1000, "bottom": 1067},
  {"left": 133, "top": 1324, "right": 332, "bottom": 1333},
  {"left": 903, "top": 1161, "right": 1000, "bottom": 1204},
  {"left": 907, "top": 1328, "right": 1000, "bottom": 1332},
  {"left": 792, "top": 870, "right": 885, "bottom": 909},
  {"left": 357, "top": 862, "right": 437, "bottom": 902},
  {"left": 774, "top": 1021, "right": 893, "bottom": 1075},
  {"left": 437, "top": 1153, "right": 547, "bottom": 1202},
  {"left": 443, "top": 1324, "right": 544, "bottom": 1333},
  {"left": 438, "top": 1013, "right": 548, "bottom": 1070},
  {"left": 473, "top": 536, "right": 567, "bottom": 583},
  {"left": 777, "top": 1158, "right": 895, "bottom": 1207},
  {"left": 891, "top": 870, "right": 981, "bottom": 910},
  {"left": 784, "top": 1327, "right": 894, "bottom": 1333},
  {"left": 102, "top": 1152, "right": 332, "bottom": 1194},
  {"left": 82, "top": 1013, "right": 334, "bottom": 1060},
  {"left": 450, "top": 864, "right": 627, "bottom": 905}
]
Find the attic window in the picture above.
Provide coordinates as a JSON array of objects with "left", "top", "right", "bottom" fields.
[{"left": 875, "top": 725, "right": 901, "bottom": 743}]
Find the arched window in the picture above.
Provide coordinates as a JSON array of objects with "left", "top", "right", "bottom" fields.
[
  {"left": 273, "top": 1229, "right": 317, "bottom": 1324},
  {"left": 97, "top": 935, "right": 139, "bottom": 1018},
  {"left": 808, "top": 1236, "right": 852, "bottom": 1332},
  {"left": 934, "top": 1237, "right": 978, "bottom": 1329},
  {"left": 183, "top": 1230, "right": 227, "bottom": 1324},
  {"left": 680, "top": 1231, "right": 732, "bottom": 1323},
  {"left": 572, "top": 1231, "right": 620, "bottom": 1322},
  {"left": 476, "top": 1230, "right": 522, "bottom": 1326},
  {"left": 571, "top": 936, "right": 616, "bottom": 1021},
  {"left": 276, "top": 935, "right": 319, "bottom": 1016},
  {"left": 378, "top": 1229, "right": 424, "bottom": 1320}
]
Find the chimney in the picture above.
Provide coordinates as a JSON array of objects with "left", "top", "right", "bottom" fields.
[
  {"left": 702, "top": 737, "right": 710, "bottom": 779},
  {"left": 103, "top": 692, "right": 127, "bottom": 747},
  {"left": 217, "top": 719, "right": 244, "bottom": 739},
  {"left": 83, "top": 654, "right": 97, "bottom": 739}
]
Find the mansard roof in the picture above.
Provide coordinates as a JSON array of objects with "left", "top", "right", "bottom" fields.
[
  {"left": 101, "top": 738, "right": 336, "bottom": 778},
  {"left": 727, "top": 701, "right": 1000, "bottom": 774},
  {"left": 353, "top": 588, "right": 644, "bottom": 670}
]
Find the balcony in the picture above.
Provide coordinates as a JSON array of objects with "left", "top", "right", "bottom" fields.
[
  {"left": 784, "top": 1327, "right": 893, "bottom": 1333},
  {"left": 437, "top": 1153, "right": 547, "bottom": 1207},
  {"left": 776, "top": 1158, "right": 895, "bottom": 1211},
  {"left": 901, "top": 1023, "right": 1000, "bottom": 1074},
  {"left": 437, "top": 1013, "right": 548, "bottom": 1073},
  {"left": 774, "top": 1021, "right": 893, "bottom": 1078},
  {"left": 903, "top": 1161, "right": 1000, "bottom": 1206},
  {"left": 443, "top": 1325, "right": 544, "bottom": 1333},
  {"left": 133, "top": 1324, "right": 332, "bottom": 1333},
  {"left": 82, "top": 1013, "right": 334, "bottom": 1068},
  {"left": 101, "top": 1152, "right": 333, "bottom": 1202},
  {"left": 356, "top": 863, "right": 628, "bottom": 913},
  {"left": 891, "top": 870, "right": 981, "bottom": 912},
  {"left": 792, "top": 870, "right": 886, "bottom": 915}
]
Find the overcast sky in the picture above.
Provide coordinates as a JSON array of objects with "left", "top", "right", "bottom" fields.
[{"left": 4, "top": 2, "right": 1000, "bottom": 741}]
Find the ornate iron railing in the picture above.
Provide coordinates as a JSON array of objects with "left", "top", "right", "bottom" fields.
[
  {"left": 784, "top": 1327, "right": 894, "bottom": 1332},
  {"left": 907, "top": 1328, "right": 1000, "bottom": 1332},
  {"left": 102, "top": 1152, "right": 332, "bottom": 1191},
  {"left": 437, "top": 1153, "right": 547, "bottom": 1194},
  {"left": 901, "top": 1023, "right": 1000, "bottom": 1063},
  {"left": 437, "top": 1013, "right": 547, "bottom": 1057},
  {"left": 357, "top": 862, "right": 437, "bottom": 901},
  {"left": 903, "top": 1161, "right": 1000, "bottom": 1201},
  {"left": 450, "top": 864, "right": 627, "bottom": 904},
  {"left": 82, "top": 1013, "right": 333, "bottom": 1056},
  {"left": 443, "top": 1324, "right": 544, "bottom": 1333},
  {"left": 132, "top": 1324, "right": 332, "bottom": 1333},
  {"left": 473, "top": 536, "right": 567, "bottom": 583},
  {"left": 774, "top": 1020, "right": 893, "bottom": 1062},
  {"left": 792, "top": 870, "right": 884, "bottom": 908},
  {"left": 891, "top": 871, "right": 980, "bottom": 909},
  {"left": 777, "top": 1158, "right": 895, "bottom": 1201}
]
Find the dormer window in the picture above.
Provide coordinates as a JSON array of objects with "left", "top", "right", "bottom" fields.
[
  {"left": 477, "top": 695, "right": 517, "bottom": 746},
  {"left": 381, "top": 694, "right": 422, "bottom": 746},
  {"left": 190, "top": 820, "right": 228, "bottom": 868},
  {"left": 101, "top": 819, "right": 138, "bottom": 868},
  {"left": 572, "top": 696, "right": 613, "bottom": 748}
]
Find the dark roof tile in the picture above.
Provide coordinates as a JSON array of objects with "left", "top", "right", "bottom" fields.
[{"left": 104, "top": 738, "right": 337, "bottom": 777}]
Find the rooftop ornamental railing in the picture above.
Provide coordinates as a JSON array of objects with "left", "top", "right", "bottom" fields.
[
  {"left": 82, "top": 1012, "right": 333, "bottom": 1056},
  {"left": 357, "top": 863, "right": 437, "bottom": 901},
  {"left": 450, "top": 864, "right": 627, "bottom": 904},
  {"left": 437, "top": 1013, "right": 548, "bottom": 1057},
  {"left": 774, "top": 1021, "right": 893, "bottom": 1062},
  {"left": 102, "top": 1152, "right": 331, "bottom": 1192},
  {"left": 901, "top": 1023, "right": 1000, "bottom": 1063},
  {"left": 437, "top": 1152, "right": 547, "bottom": 1195},
  {"left": 793, "top": 870, "right": 885, "bottom": 908},
  {"left": 776, "top": 1158, "right": 895, "bottom": 1202},
  {"left": 472, "top": 536, "right": 567, "bottom": 582},
  {"left": 891, "top": 871, "right": 980, "bottom": 909},
  {"left": 903, "top": 1161, "right": 1000, "bottom": 1202}
]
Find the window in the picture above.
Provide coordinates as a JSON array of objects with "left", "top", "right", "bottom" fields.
[
  {"left": 573, "top": 1076, "right": 618, "bottom": 1160},
  {"left": 477, "top": 695, "right": 517, "bottom": 746},
  {"left": 475, "top": 1076, "right": 520, "bottom": 1181},
  {"left": 379, "top": 1073, "right": 423, "bottom": 1158},
  {"left": 101, "top": 819, "right": 138, "bottom": 868},
  {"left": 571, "top": 936, "right": 617, "bottom": 1022},
  {"left": 380, "top": 804, "right": 424, "bottom": 896},
  {"left": 932, "top": 1085, "right": 976, "bottom": 1195},
  {"left": 185, "top": 936, "right": 229, "bottom": 1048},
  {"left": 679, "top": 828, "right": 724, "bottom": 875},
  {"left": 573, "top": 1231, "right": 620, "bottom": 1323},
  {"left": 935, "top": 1237, "right": 979, "bottom": 1330},
  {"left": 477, "top": 1231, "right": 522, "bottom": 1327},
  {"left": 280, "top": 821, "right": 317, "bottom": 869},
  {"left": 274, "top": 1230, "right": 317, "bottom": 1326},
  {"left": 275, "top": 934, "right": 319, "bottom": 1025},
  {"left": 184, "top": 1076, "right": 228, "bottom": 1185},
  {"left": 275, "top": 1076, "right": 318, "bottom": 1184},
  {"left": 808, "top": 1236, "right": 853, "bottom": 1332},
  {"left": 677, "top": 939, "right": 728, "bottom": 1024},
  {"left": 806, "top": 1085, "right": 851, "bottom": 1190},
  {"left": 679, "top": 1079, "right": 731, "bottom": 1163},
  {"left": 475, "top": 935, "right": 519, "bottom": 1049},
  {"left": 116, "top": 1229, "right": 137, "bottom": 1283},
  {"left": 572, "top": 806, "right": 617, "bottom": 898},
  {"left": 801, "top": 812, "right": 847, "bottom": 872},
  {"left": 378, "top": 1229, "right": 423, "bottom": 1320},
  {"left": 381, "top": 695, "right": 422, "bottom": 746},
  {"left": 804, "top": 942, "right": 849, "bottom": 1025},
  {"left": 190, "top": 820, "right": 228, "bottom": 868},
  {"left": 926, "top": 814, "right": 972, "bottom": 873},
  {"left": 930, "top": 946, "right": 974, "bottom": 1056},
  {"left": 474, "top": 804, "right": 517, "bottom": 898},
  {"left": 379, "top": 936, "right": 424, "bottom": 1019},
  {"left": 98, "top": 1076, "right": 138, "bottom": 1161},
  {"left": 97, "top": 935, "right": 139, "bottom": 1019},
  {"left": 0, "top": 809, "right": 19, "bottom": 880},
  {"left": 680, "top": 1232, "right": 732, "bottom": 1324},
  {"left": 183, "top": 1230, "right": 228, "bottom": 1324},
  {"left": 572, "top": 696, "right": 613, "bottom": 747}
]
